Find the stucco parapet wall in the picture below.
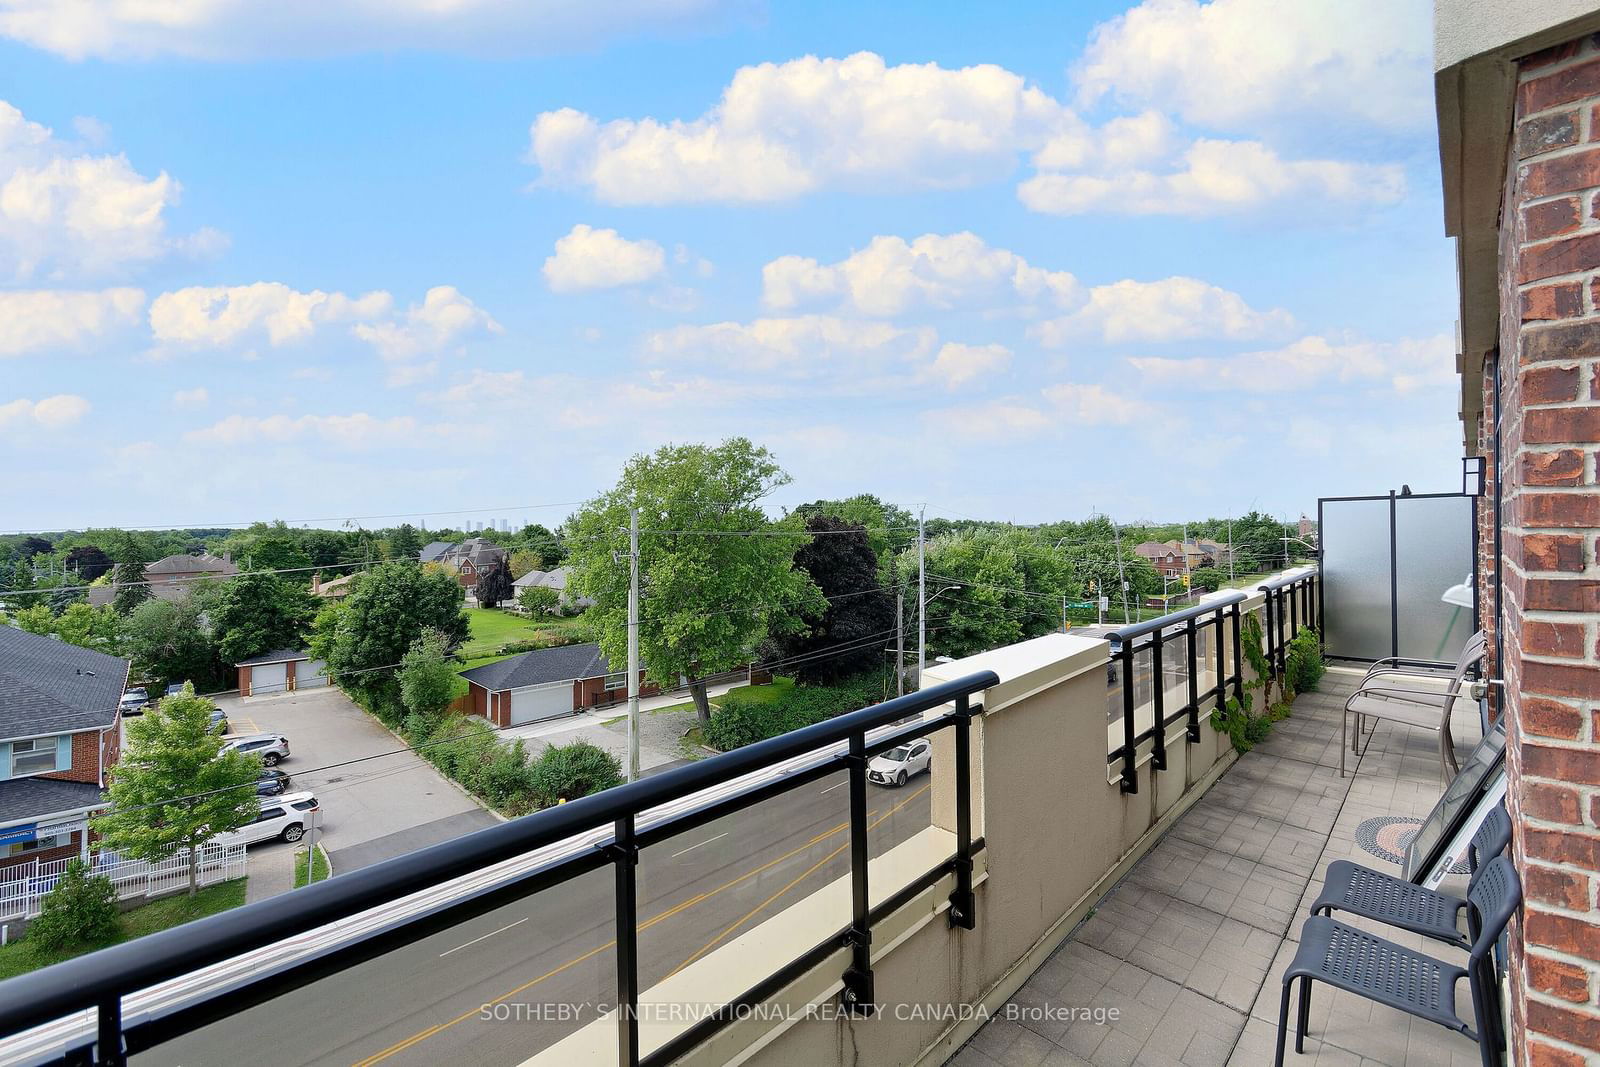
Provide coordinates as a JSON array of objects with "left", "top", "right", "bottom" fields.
[{"left": 922, "top": 632, "right": 1108, "bottom": 717}]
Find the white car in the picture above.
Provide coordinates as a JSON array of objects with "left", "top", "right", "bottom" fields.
[
  {"left": 218, "top": 792, "right": 321, "bottom": 846},
  {"left": 221, "top": 733, "right": 291, "bottom": 766},
  {"left": 867, "top": 739, "right": 932, "bottom": 787}
]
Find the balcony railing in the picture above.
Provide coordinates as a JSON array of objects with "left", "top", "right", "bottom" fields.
[{"left": 0, "top": 672, "right": 996, "bottom": 1067}]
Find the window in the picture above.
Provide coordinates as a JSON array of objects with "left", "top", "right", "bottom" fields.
[
  {"left": 255, "top": 807, "right": 285, "bottom": 823},
  {"left": 1, "top": 831, "right": 73, "bottom": 859},
  {"left": 603, "top": 671, "right": 628, "bottom": 690},
  {"left": 11, "top": 738, "right": 60, "bottom": 777}
]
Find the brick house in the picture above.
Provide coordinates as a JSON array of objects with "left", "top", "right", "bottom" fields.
[
  {"left": 1131, "top": 541, "right": 1185, "bottom": 577},
  {"left": 1437, "top": 4, "right": 1600, "bottom": 1059},
  {"left": 461, "top": 642, "right": 659, "bottom": 728},
  {"left": 0, "top": 626, "right": 127, "bottom": 875},
  {"left": 437, "top": 538, "right": 507, "bottom": 590},
  {"left": 87, "top": 551, "right": 239, "bottom": 608}
]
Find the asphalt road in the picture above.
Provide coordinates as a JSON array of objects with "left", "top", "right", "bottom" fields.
[
  {"left": 142, "top": 768, "right": 933, "bottom": 1067},
  {"left": 217, "top": 688, "right": 499, "bottom": 872}
]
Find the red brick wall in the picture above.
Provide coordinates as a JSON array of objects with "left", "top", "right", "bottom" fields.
[
  {"left": 1496, "top": 38, "right": 1600, "bottom": 1064},
  {"left": 38, "top": 730, "right": 102, "bottom": 784}
]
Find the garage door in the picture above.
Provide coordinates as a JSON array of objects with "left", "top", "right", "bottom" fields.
[
  {"left": 295, "top": 659, "right": 329, "bottom": 689},
  {"left": 509, "top": 681, "right": 572, "bottom": 726},
  {"left": 249, "top": 662, "right": 288, "bottom": 696}
]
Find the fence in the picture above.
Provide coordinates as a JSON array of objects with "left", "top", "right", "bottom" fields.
[{"left": 0, "top": 842, "right": 248, "bottom": 922}]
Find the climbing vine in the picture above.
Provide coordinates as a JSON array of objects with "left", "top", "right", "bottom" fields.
[{"left": 1209, "top": 611, "right": 1321, "bottom": 754}]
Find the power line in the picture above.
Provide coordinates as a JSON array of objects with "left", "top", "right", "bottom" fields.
[{"left": 0, "top": 502, "right": 591, "bottom": 537}]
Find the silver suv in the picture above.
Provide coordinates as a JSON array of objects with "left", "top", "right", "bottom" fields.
[{"left": 221, "top": 733, "right": 290, "bottom": 767}]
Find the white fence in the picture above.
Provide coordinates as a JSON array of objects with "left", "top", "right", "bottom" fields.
[{"left": 0, "top": 841, "right": 248, "bottom": 922}]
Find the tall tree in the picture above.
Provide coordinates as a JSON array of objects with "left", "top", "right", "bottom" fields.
[
  {"left": 299, "top": 529, "right": 349, "bottom": 568},
  {"left": 310, "top": 560, "right": 468, "bottom": 679},
  {"left": 566, "top": 439, "right": 825, "bottom": 724},
  {"left": 398, "top": 628, "right": 457, "bottom": 733},
  {"left": 475, "top": 557, "right": 514, "bottom": 608},
  {"left": 226, "top": 522, "right": 312, "bottom": 573},
  {"left": 516, "top": 523, "right": 565, "bottom": 567},
  {"left": 64, "top": 545, "right": 113, "bottom": 582},
  {"left": 123, "top": 597, "right": 222, "bottom": 689},
  {"left": 508, "top": 548, "right": 543, "bottom": 579},
  {"left": 93, "top": 692, "right": 260, "bottom": 895},
  {"left": 388, "top": 523, "right": 422, "bottom": 560},
  {"left": 206, "top": 572, "right": 317, "bottom": 663},
  {"left": 110, "top": 537, "right": 152, "bottom": 616},
  {"left": 772, "top": 516, "right": 894, "bottom": 683}
]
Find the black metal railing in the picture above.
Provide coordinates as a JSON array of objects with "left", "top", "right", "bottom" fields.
[
  {"left": 1107, "top": 592, "right": 1246, "bottom": 793},
  {"left": 1259, "top": 569, "right": 1320, "bottom": 678},
  {"left": 0, "top": 672, "right": 998, "bottom": 1067}
]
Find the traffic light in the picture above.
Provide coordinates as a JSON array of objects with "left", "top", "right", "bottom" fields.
[{"left": 1182, "top": 574, "right": 1190, "bottom": 588}]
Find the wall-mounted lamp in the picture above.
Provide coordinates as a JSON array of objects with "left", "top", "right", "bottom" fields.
[{"left": 1462, "top": 455, "right": 1486, "bottom": 498}]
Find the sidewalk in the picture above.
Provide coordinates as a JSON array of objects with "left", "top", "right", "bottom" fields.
[{"left": 243, "top": 845, "right": 295, "bottom": 904}]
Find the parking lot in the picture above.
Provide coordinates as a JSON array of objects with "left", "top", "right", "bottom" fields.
[{"left": 212, "top": 686, "right": 498, "bottom": 875}]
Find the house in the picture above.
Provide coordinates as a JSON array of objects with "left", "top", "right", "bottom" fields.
[
  {"left": 0, "top": 626, "right": 127, "bottom": 874},
  {"left": 434, "top": 538, "right": 507, "bottom": 589},
  {"left": 511, "top": 566, "right": 595, "bottom": 611},
  {"left": 1131, "top": 541, "right": 1184, "bottom": 577},
  {"left": 87, "top": 551, "right": 239, "bottom": 608},
  {"left": 235, "top": 650, "right": 330, "bottom": 697},
  {"left": 418, "top": 541, "right": 453, "bottom": 565},
  {"left": 311, "top": 572, "right": 356, "bottom": 599},
  {"left": 1132, "top": 539, "right": 1226, "bottom": 578},
  {"left": 460, "top": 642, "right": 656, "bottom": 728}
]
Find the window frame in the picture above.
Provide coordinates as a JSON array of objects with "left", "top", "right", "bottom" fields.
[{"left": 10, "top": 737, "right": 60, "bottom": 778}]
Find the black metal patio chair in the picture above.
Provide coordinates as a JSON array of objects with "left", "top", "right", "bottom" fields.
[
  {"left": 1275, "top": 854, "right": 1520, "bottom": 1067},
  {"left": 1308, "top": 803, "right": 1510, "bottom": 949}
]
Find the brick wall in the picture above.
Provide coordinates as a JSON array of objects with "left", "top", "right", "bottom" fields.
[
  {"left": 38, "top": 730, "right": 103, "bottom": 785},
  {"left": 1497, "top": 37, "right": 1600, "bottom": 1065}
]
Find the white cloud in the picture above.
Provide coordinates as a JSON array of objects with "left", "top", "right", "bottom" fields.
[
  {"left": 1074, "top": 0, "right": 1431, "bottom": 132},
  {"left": 171, "top": 387, "right": 208, "bottom": 409},
  {"left": 0, "top": 393, "right": 89, "bottom": 428},
  {"left": 763, "top": 232, "right": 1080, "bottom": 316},
  {"left": 0, "top": 287, "right": 143, "bottom": 355},
  {"left": 1129, "top": 333, "right": 1454, "bottom": 393},
  {"left": 645, "top": 314, "right": 937, "bottom": 374},
  {"left": 0, "top": 0, "right": 744, "bottom": 60},
  {"left": 1032, "top": 276, "right": 1294, "bottom": 346},
  {"left": 149, "top": 282, "right": 391, "bottom": 347},
  {"left": 927, "top": 399, "right": 1052, "bottom": 441},
  {"left": 926, "top": 342, "right": 1011, "bottom": 389},
  {"left": 184, "top": 412, "right": 418, "bottom": 448},
  {"left": 352, "top": 285, "right": 500, "bottom": 362},
  {"left": 529, "top": 52, "right": 1068, "bottom": 204},
  {"left": 1043, "top": 382, "right": 1150, "bottom": 425},
  {"left": 543, "top": 224, "right": 667, "bottom": 291},
  {"left": 0, "top": 100, "right": 217, "bottom": 279},
  {"left": 1019, "top": 138, "right": 1405, "bottom": 217}
]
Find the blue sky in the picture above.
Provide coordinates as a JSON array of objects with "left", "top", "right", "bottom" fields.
[{"left": 0, "top": 0, "right": 1459, "bottom": 532}]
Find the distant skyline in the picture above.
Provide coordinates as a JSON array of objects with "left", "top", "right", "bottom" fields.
[{"left": 0, "top": 0, "right": 1456, "bottom": 531}]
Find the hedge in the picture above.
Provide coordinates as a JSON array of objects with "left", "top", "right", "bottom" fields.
[{"left": 703, "top": 675, "right": 885, "bottom": 751}]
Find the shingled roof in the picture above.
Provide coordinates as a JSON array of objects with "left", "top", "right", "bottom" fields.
[
  {"left": 459, "top": 642, "right": 611, "bottom": 692},
  {"left": 0, "top": 626, "right": 128, "bottom": 740}
]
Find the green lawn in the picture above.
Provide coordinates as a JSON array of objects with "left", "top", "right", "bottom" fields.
[
  {"left": 0, "top": 878, "right": 246, "bottom": 980},
  {"left": 295, "top": 844, "right": 331, "bottom": 887},
  {"left": 458, "top": 607, "right": 589, "bottom": 659},
  {"left": 640, "top": 676, "right": 795, "bottom": 716}
]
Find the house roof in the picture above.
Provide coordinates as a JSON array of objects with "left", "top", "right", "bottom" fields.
[
  {"left": 448, "top": 538, "right": 506, "bottom": 568},
  {"left": 235, "top": 649, "right": 311, "bottom": 667},
  {"left": 145, "top": 552, "right": 237, "bottom": 576},
  {"left": 513, "top": 566, "right": 571, "bottom": 590},
  {"left": 460, "top": 642, "right": 611, "bottom": 692},
  {"left": 0, "top": 626, "right": 128, "bottom": 740},
  {"left": 0, "top": 777, "right": 105, "bottom": 827},
  {"left": 419, "top": 541, "right": 454, "bottom": 563}
]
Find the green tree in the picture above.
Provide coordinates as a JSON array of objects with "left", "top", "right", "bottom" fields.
[
  {"left": 518, "top": 585, "right": 560, "bottom": 616},
  {"left": 224, "top": 522, "right": 313, "bottom": 573},
  {"left": 27, "top": 859, "right": 120, "bottom": 951},
  {"left": 388, "top": 523, "right": 423, "bottom": 560},
  {"left": 13, "top": 603, "right": 54, "bottom": 634},
  {"left": 398, "top": 628, "right": 458, "bottom": 732},
  {"left": 794, "top": 494, "right": 915, "bottom": 578},
  {"left": 771, "top": 515, "right": 894, "bottom": 684},
  {"left": 475, "top": 557, "right": 514, "bottom": 608},
  {"left": 310, "top": 560, "right": 468, "bottom": 679},
  {"left": 123, "top": 597, "right": 221, "bottom": 690},
  {"left": 206, "top": 572, "right": 316, "bottom": 664},
  {"left": 10, "top": 559, "right": 43, "bottom": 610},
  {"left": 93, "top": 692, "right": 260, "bottom": 895},
  {"left": 566, "top": 439, "right": 824, "bottom": 724},
  {"left": 299, "top": 529, "right": 349, "bottom": 568},
  {"left": 1190, "top": 566, "right": 1224, "bottom": 593},
  {"left": 111, "top": 558, "right": 151, "bottom": 616},
  {"left": 508, "top": 548, "right": 543, "bottom": 579},
  {"left": 516, "top": 524, "right": 565, "bottom": 567}
]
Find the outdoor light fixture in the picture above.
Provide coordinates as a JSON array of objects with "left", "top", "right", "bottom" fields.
[{"left": 1462, "top": 455, "right": 1486, "bottom": 497}]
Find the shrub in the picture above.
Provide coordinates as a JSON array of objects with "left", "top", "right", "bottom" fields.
[
  {"left": 705, "top": 675, "right": 885, "bottom": 750},
  {"left": 518, "top": 587, "right": 560, "bottom": 616},
  {"left": 29, "top": 860, "right": 119, "bottom": 951},
  {"left": 528, "top": 741, "right": 623, "bottom": 807},
  {"left": 1285, "top": 626, "right": 1326, "bottom": 694}
]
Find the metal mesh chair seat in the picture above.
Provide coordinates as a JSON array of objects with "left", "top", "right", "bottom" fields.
[
  {"left": 1289, "top": 917, "right": 1467, "bottom": 1032},
  {"left": 1312, "top": 862, "right": 1466, "bottom": 946}
]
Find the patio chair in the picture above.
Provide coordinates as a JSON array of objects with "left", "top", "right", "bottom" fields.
[
  {"left": 1308, "top": 804, "right": 1510, "bottom": 950},
  {"left": 1342, "top": 644, "right": 1484, "bottom": 783},
  {"left": 1360, "top": 630, "right": 1484, "bottom": 686},
  {"left": 1275, "top": 855, "right": 1520, "bottom": 1067}
]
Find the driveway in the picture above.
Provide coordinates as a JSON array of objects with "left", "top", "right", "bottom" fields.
[{"left": 217, "top": 687, "right": 498, "bottom": 880}]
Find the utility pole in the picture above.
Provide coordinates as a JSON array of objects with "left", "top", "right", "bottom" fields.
[
  {"left": 917, "top": 506, "right": 926, "bottom": 690},
  {"left": 1110, "top": 517, "right": 1131, "bottom": 624},
  {"left": 626, "top": 507, "right": 641, "bottom": 783},
  {"left": 895, "top": 585, "right": 905, "bottom": 697},
  {"left": 1228, "top": 516, "right": 1236, "bottom": 581},
  {"left": 1062, "top": 594, "right": 1068, "bottom": 633}
]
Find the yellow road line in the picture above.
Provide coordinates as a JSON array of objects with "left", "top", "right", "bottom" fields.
[
  {"left": 351, "top": 802, "right": 892, "bottom": 1065},
  {"left": 664, "top": 785, "right": 927, "bottom": 978}
]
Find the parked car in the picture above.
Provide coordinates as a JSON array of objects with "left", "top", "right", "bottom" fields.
[
  {"left": 221, "top": 733, "right": 290, "bottom": 766},
  {"left": 256, "top": 768, "right": 291, "bottom": 796},
  {"left": 867, "top": 739, "right": 933, "bottom": 787},
  {"left": 218, "top": 792, "right": 320, "bottom": 846},
  {"left": 164, "top": 681, "right": 189, "bottom": 698},
  {"left": 119, "top": 688, "right": 150, "bottom": 715},
  {"left": 208, "top": 706, "right": 230, "bottom": 734}
]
